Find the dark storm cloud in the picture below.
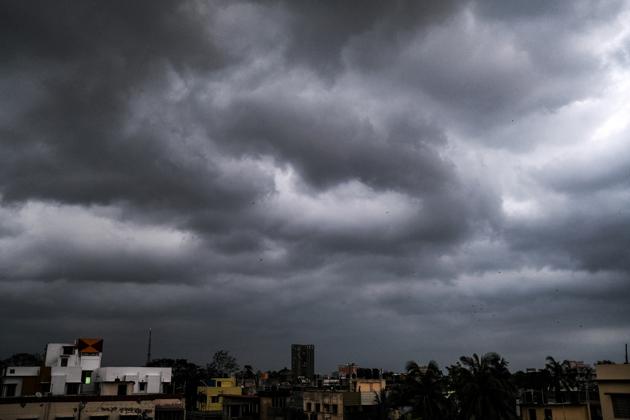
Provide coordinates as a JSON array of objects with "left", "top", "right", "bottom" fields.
[
  {"left": 0, "top": 0, "right": 266, "bottom": 213},
  {"left": 1, "top": 0, "right": 629, "bottom": 371},
  {"left": 280, "top": 0, "right": 460, "bottom": 76}
]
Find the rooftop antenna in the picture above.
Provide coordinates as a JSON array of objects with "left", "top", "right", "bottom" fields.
[
  {"left": 625, "top": 343, "right": 628, "bottom": 364},
  {"left": 146, "top": 328, "right": 152, "bottom": 366}
]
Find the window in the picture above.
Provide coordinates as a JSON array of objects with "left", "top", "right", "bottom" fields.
[
  {"left": 60, "top": 358, "right": 68, "bottom": 367},
  {"left": 315, "top": 403, "right": 320, "bottom": 413},
  {"left": 305, "top": 402, "right": 312, "bottom": 412},
  {"left": 332, "top": 405, "right": 338, "bottom": 415},
  {"left": 216, "top": 381, "right": 222, "bottom": 387},
  {"left": 139, "top": 382, "right": 146, "bottom": 391},
  {"left": 41, "top": 383, "right": 51, "bottom": 393},
  {"left": 4, "top": 383, "right": 17, "bottom": 397},
  {"left": 63, "top": 346, "right": 74, "bottom": 355},
  {"left": 544, "top": 408, "right": 552, "bottom": 420},
  {"left": 82, "top": 371, "right": 92, "bottom": 385},
  {"left": 611, "top": 394, "right": 630, "bottom": 419},
  {"left": 117, "top": 384, "right": 127, "bottom": 396},
  {"left": 9, "top": 368, "right": 15, "bottom": 374},
  {"left": 323, "top": 403, "right": 330, "bottom": 412},
  {"left": 210, "top": 396, "right": 219, "bottom": 403},
  {"left": 528, "top": 408, "right": 537, "bottom": 420},
  {"left": 66, "top": 383, "right": 80, "bottom": 394}
]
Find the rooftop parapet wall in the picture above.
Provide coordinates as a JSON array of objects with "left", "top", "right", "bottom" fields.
[{"left": 596, "top": 364, "right": 630, "bottom": 381}]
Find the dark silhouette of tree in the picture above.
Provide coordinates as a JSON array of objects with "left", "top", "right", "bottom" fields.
[
  {"left": 147, "top": 358, "right": 202, "bottom": 411},
  {"left": 396, "top": 360, "right": 452, "bottom": 420},
  {"left": 373, "top": 388, "right": 394, "bottom": 420},
  {"left": 544, "top": 356, "right": 576, "bottom": 402},
  {"left": 206, "top": 350, "right": 239, "bottom": 377},
  {"left": 512, "top": 369, "right": 551, "bottom": 404},
  {"left": 448, "top": 352, "right": 517, "bottom": 420},
  {"left": 0, "top": 353, "right": 42, "bottom": 371}
]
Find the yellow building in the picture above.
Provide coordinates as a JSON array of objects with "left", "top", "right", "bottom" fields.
[
  {"left": 196, "top": 378, "right": 242, "bottom": 413},
  {"left": 596, "top": 363, "right": 630, "bottom": 420},
  {"left": 520, "top": 404, "right": 592, "bottom": 420}
]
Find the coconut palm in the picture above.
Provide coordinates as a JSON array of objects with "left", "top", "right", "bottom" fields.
[
  {"left": 374, "top": 388, "right": 393, "bottom": 420},
  {"left": 448, "top": 352, "right": 517, "bottom": 420},
  {"left": 545, "top": 356, "right": 576, "bottom": 402},
  {"left": 401, "top": 360, "right": 452, "bottom": 420}
]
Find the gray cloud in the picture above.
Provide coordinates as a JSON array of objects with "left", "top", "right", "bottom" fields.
[{"left": 1, "top": 0, "right": 629, "bottom": 372}]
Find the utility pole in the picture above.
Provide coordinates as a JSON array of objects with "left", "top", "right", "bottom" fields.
[{"left": 146, "top": 328, "right": 152, "bottom": 366}]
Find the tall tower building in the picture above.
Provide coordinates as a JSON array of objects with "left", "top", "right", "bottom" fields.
[{"left": 291, "top": 344, "right": 315, "bottom": 381}]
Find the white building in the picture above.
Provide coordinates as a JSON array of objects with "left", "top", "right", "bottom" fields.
[
  {"left": 0, "top": 338, "right": 183, "bottom": 420},
  {"left": 1, "top": 338, "right": 172, "bottom": 398}
]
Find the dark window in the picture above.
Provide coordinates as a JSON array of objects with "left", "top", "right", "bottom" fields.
[
  {"left": 139, "top": 382, "right": 147, "bottom": 391},
  {"left": 60, "top": 358, "right": 68, "bottom": 367},
  {"left": 9, "top": 368, "right": 15, "bottom": 374},
  {"left": 63, "top": 346, "right": 74, "bottom": 355},
  {"left": 611, "top": 394, "right": 630, "bottom": 419},
  {"left": 332, "top": 405, "right": 338, "bottom": 415},
  {"left": 4, "top": 383, "right": 17, "bottom": 397},
  {"left": 117, "top": 383, "right": 127, "bottom": 396},
  {"left": 315, "top": 403, "right": 320, "bottom": 413},
  {"left": 305, "top": 402, "right": 312, "bottom": 412},
  {"left": 529, "top": 408, "right": 537, "bottom": 420},
  {"left": 210, "top": 396, "right": 219, "bottom": 403},
  {"left": 544, "top": 408, "right": 552, "bottom": 420},
  {"left": 41, "top": 383, "right": 51, "bottom": 393},
  {"left": 155, "top": 408, "right": 183, "bottom": 420},
  {"left": 216, "top": 381, "right": 222, "bottom": 387},
  {"left": 66, "top": 383, "right": 80, "bottom": 394}
]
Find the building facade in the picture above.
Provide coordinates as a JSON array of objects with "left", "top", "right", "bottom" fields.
[
  {"left": 302, "top": 390, "right": 379, "bottom": 420},
  {"left": 596, "top": 363, "right": 630, "bottom": 420},
  {"left": 291, "top": 345, "right": 314, "bottom": 382},
  {"left": 0, "top": 338, "right": 183, "bottom": 420},
  {"left": 196, "top": 378, "right": 242, "bottom": 413}
]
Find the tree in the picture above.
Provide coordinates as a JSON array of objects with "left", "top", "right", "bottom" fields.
[
  {"left": 374, "top": 388, "right": 394, "bottom": 420},
  {"left": 147, "top": 358, "right": 203, "bottom": 411},
  {"left": 448, "top": 353, "right": 517, "bottom": 420},
  {"left": 544, "top": 356, "right": 576, "bottom": 402},
  {"left": 206, "top": 350, "right": 239, "bottom": 377},
  {"left": 1, "top": 353, "right": 42, "bottom": 369},
  {"left": 394, "top": 360, "right": 452, "bottom": 420}
]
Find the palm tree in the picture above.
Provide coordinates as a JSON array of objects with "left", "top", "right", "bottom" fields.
[
  {"left": 448, "top": 352, "right": 517, "bottom": 420},
  {"left": 401, "top": 360, "right": 452, "bottom": 420},
  {"left": 545, "top": 356, "right": 576, "bottom": 402},
  {"left": 374, "top": 388, "right": 393, "bottom": 420}
]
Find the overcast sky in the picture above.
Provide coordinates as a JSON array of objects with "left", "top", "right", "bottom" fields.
[{"left": 1, "top": 0, "right": 630, "bottom": 373}]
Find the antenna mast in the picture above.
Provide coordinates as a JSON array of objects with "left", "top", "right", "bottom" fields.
[{"left": 146, "top": 328, "right": 152, "bottom": 366}]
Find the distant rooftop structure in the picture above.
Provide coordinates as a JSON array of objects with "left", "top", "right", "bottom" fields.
[{"left": 291, "top": 344, "right": 315, "bottom": 382}]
